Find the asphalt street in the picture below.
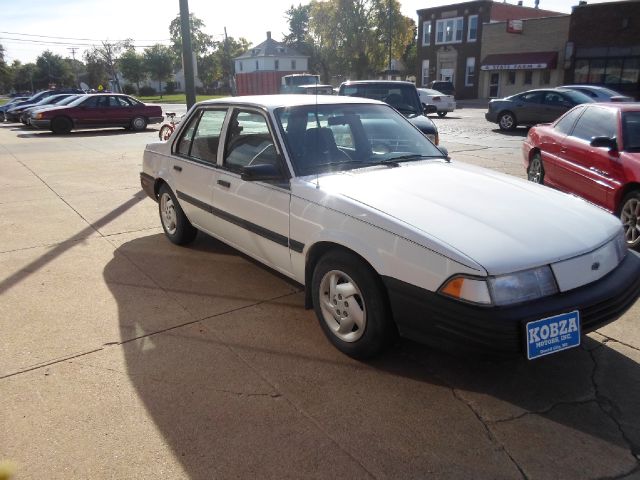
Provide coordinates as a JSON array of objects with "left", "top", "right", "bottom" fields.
[{"left": 1, "top": 105, "right": 639, "bottom": 479}]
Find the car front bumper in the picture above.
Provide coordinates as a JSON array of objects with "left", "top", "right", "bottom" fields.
[
  {"left": 383, "top": 251, "right": 640, "bottom": 357},
  {"left": 485, "top": 111, "right": 497, "bottom": 123},
  {"left": 30, "top": 119, "right": 51, "bottom": 129}
]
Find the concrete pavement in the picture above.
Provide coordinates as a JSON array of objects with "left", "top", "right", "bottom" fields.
[{"left": 1, "top": 113, "right": 639, "bottom": 479}]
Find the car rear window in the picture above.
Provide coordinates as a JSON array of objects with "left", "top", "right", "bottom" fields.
[
  {"left": 622, "top": 111, "right": 640, "bottom": 152},
  {"left": 571, "top": 106, "right": 617, "bottom": 141}
]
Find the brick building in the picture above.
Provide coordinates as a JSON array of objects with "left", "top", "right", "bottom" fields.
[
  {"left": 478, "top": 15, "right": 570, "bottom": 98},
  {"left": 565, "top": 0, "right": 640, "bottom": 99},
  {"left": 416, "top": 0, "right": 563, "bottom": 99}
]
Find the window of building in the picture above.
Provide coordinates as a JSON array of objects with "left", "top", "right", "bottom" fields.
[
  {"left": 588, "top": 59, "right": 605, "bottom": 83},
  {"left": 573, "top": 59, "right": 589, "bottom": 83},
  {"left": 239, "top": 61, "right": 243, "bottom": 72},
  {"left": 465, "top": 57, "right": 475, "bottom": 86},
  {"left": 435, "top": 17, "right": 464, "bottom": 44},
  {"left": 540, "top": 70, "right": 550, "bottom": 85},
  {"left": 275, "top": 59, "right": 279, "bottom": 70},
  {"left": 291, "top": 60, "right": 297, "bottom": 70},
  {"left": 422, "top": 59, "right": 430, "bottom": 86},
  {"left": 605, "top": 59, "right": 623, "bottom": 84},
  {"left": 255, "top": 61, "right": 259, "bottom": 70},
  {"left": 467, "top": 15, "right": 478, "bottom": 42},
  {"left": 622, "top": 58, "right": 639, "bottom": 84},
  {"left": 507, "top": 71, "right": 516, "bottom": 85},
  {"left": 524, "top": 71, "right": 533, "bottom": 85},
  {"left": 422, "top": 21, "right": 432, "bottom": 46}
]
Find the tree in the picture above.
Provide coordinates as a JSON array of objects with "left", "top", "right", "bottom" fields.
[
  {"left": 11, "top": 61, "right": 37, "bottom": 92},
  {"left": 84, "top": 49, "right": 109, "bottom": 90},
  {"left": 119, "top": 48, "right": 146, "bottom": 92},
  {"left": 35, "top": 51, "right": 73, "bottom": 89},
  {"left": 144, "top": 44, "right": 174, "bottom": 97},
  {"left": 86, "top": 41, "right": 126, "bottom": 92},
  {"left": 169, "top": 13, "right": 214, "bottom": 65},
  {"left": 0, "top": 44, "right": 11, "bottom": 93}
]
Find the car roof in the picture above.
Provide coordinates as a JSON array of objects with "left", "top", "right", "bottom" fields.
[
  {"left": 198, "top": 94, "right": 385, "bottom": 110},
  {"left": 340, "top": 80, "right": 416, "bottom": 86},
  {"left": 582, "top": 102, "right": 640, "bottom": 112}
]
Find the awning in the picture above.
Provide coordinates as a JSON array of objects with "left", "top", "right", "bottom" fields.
[{"left": 480, "top": 52, "right": 558, "bottom": 71}]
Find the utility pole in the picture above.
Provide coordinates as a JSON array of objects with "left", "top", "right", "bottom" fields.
[
  {"left": 179, "top": 0, "right": 196, "bottom": 109},
  {"left": 68, "top": 47, "right": 80, "bottom": 88}
]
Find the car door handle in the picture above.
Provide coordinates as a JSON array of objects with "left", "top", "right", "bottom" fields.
[
  {"left": 560, "top": 149, "right": 567, "bottom": 154},
  {"left": 217, "top": 179, "right": 231, "bottom": 188},
  {"left": 173, "top": 165, "right": 182, "bottom": 172}
]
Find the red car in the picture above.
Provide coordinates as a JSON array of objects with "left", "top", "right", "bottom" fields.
[
  {"left": 31, "top": 93, "right": 163, "bottom": 134},
  {"left": 523, "top": 103, "right": 640, "bottom": 249}
]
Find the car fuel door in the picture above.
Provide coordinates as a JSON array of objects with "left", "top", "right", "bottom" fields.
[{"left": 212, "top": 108, "right": 293, "bottom": 276}]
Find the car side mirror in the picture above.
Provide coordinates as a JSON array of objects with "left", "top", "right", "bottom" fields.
[
  {"left": 590, "top": 136, "right": 618, "bottom": 152},
  {"left": 422, "top": 102, "right": 437, "bottom": 115},
  {"left": 438, "top": 145, "right": 451, "bottom": 162},
  {"left": 241, "top": 163, "right": 285, "bottom": 182}
]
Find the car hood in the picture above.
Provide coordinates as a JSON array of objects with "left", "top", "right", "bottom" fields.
[
  {"left": 407, "top": 114, "right": 437, "bottom": 134},
  {"left": 294, "top": 161, "right": 621, "bottom": 275}
]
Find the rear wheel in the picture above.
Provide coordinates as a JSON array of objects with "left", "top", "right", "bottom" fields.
[
  {"left": 498, "top": 111, "right": 516, "bottom": 131},
  {"left": 311, "top": 250, "right": 395, "bottom": 359},
  {"left": 527, "top": 152, "right": 544, "bottom": 184},
  {"left": 131, "top": 116, "right": 147, "bottom": 131},
  {"left": 158, "top": 184, "right": 197, "bottom": 245},
  {"left": 51, "top": 117, "right": 72, "bottom": 134},
  {"left": 437, "top": 111, "right": 447, "bottom": 118},
  {"left": 620, "top": 191, "right": 640, "bottom": 249}
]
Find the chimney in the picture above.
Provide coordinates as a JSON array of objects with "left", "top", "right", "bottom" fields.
[
  {"left": 517, "top": 0, "right": 523, "bottom": 5},
  {"left": 266, "top": 31, "right": 271, "bottom": 40},
  {"left": 535, "top": 0, "right": 539, "bottom": 7}
]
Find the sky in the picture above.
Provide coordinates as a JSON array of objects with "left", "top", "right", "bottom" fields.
[{"left": 0, "top": 0, "right": 620, "bottom": 64}]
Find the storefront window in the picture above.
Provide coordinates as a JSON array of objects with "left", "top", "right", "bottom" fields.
[
  {"left": 574, "top": 60, "right": 589, "bottom": 83},
  {"left": 588, "top": 59, "right": 606, "bottom": 83},
  {"left": 540, "top": 70, "right": 551, "bottom": 85},
  {"left": 507, "top": 71, "right": 516, "bottom": 85},
  {"left": 605, "top": 59, "right": 623, "bottom": 84},
  {"left": 621, "top": 58, "right": 639, "bottom": 84},
  {"left": 524, "top": 71, "right": 533, "bottom": 85}
]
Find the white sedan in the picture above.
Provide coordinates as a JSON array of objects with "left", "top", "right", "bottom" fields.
[
  {"left": 417, "top": 88, "right": 456, "bottom": 117},
  {"left": 141, "top": 95, "right": 640, "bottom": 360}
]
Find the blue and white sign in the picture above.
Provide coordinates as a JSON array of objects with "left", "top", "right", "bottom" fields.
[{"left": 526, "top": 311, "right": 581, "bottom": 360}]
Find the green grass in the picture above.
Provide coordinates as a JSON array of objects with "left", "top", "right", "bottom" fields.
[{"left": 137, "top": 94, "right": 224, "bottom": 104}]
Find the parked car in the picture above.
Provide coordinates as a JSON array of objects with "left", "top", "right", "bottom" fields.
[
  {"left": 30, "top": 93, "right": 163, "bottom": 134},
  {"left": 296, "top": 84, "right": 335, "bottom": 95},
  {"left": 338, "top": 80, "right": 439, "bottom": 144},
  {"left": 559, "top": 85, "right": 634, "bottom": 103},
  {"left": 24, "top": 95, "right": 83, "bottom": 126},
  {"left": 417, "top": 88, "right": 456, "bottom": 117},
  {"left": 140, "top": 94, "right": 640, "bottom": 360},
  {"left": 19, "top": 93, "right": 77, "bottom": 124},
  {"left": 0, "top": 96, "right": 29, "bottom": 121},
  {"left": 524, "top": 102, "right": 640, "bottom": 249},
  {"left": 4, "top": 88, "right": 84, "bottom": 122},
  {"left": 486, "top": 88, "right": 594, "bottom": 131},
  {"left": 428, "top": 81, "right": 455, "bottom": 97}
]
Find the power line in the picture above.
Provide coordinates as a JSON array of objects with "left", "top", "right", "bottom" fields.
[
  {"left": 0, "top": 30, "right": 170, "bottom": 42},
  {"left": 0, "top": 37, "right": 171, "bottom": 48}
]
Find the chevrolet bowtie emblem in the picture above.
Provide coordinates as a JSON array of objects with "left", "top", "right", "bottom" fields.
[{"left": 591, "top": 262, "right": 601, "bottom": 271}]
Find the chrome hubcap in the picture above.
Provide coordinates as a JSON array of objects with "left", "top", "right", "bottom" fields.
[
  {"left": 528, "top": 156, "right": 542, "bottom": 183},
  {"left": 621, "top": 198, "right": 640, "bottom": 246},
  {"left": 319, "top": 270, "right": 366, "bottom": 342},
  {"left": 133, "top": 118, "right": 145, "bottom": 129},
  {"left": 160, "top": 193, "right": 177, "bottom": 235},
  {"left": 500, "top": 115, "right": 513, "bottom": 129}
]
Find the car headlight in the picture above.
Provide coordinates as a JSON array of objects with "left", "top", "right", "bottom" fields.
[{"left": 439, "top": 265, "right": 559, "bottom": 306}]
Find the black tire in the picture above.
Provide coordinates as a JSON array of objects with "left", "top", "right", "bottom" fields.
[
  {"left": 51, "top": 117, "right": 72, "bottom": 134},
  {"left": 131, "top": 116, "right": 147, "bottom": 131},
  {"left": 498, "top": 111, "right": 517, "bottom": 131},
  {"left": 311, "top": 249, "right": 396, "bottom": 359},
  {"left": 527, "top": 152, "right": 544, "bottom": 184},
  {"left": 158, "top": 184, "right": 197, "bottom": 245},
  {"left": 619, "top": 191, "right": 640, "bottom": 250},
  {"left": 437, "top": 111, "right": 447, "bottom": 118},
  {"left": 159, "top": 124, "right": 173, "bottom": 141}
]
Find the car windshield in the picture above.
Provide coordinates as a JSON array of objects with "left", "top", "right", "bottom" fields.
[
  {"left": 340, "top": 84, "right": 422, "bottom": 117},
  {"left": 623, "top": 111, "right": 640, "bottom": 152},
  {"left": 56, "top": 95, "right": 80, "bottom": 106},
  {"left": 275, "top": 103, "right": 444, "bottom": 176}
]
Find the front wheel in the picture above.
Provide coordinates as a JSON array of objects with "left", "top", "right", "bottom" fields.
[
  {"left": 311, "top": 250, "right": 396, "bottom": 359},
  {"left": 437, "top": 111, "right": 447, "bottom": 118},
  {"left": 51, "top": 116, "right": 72, "bottom": 134},
  {"left": 159, "top": 124, "right": 173, "bottom": 141},
  {"left": 498, "top": 111, "right": 516, "bottom": 131},
  {"left": 620, "top": 191, "right": 640, "bottom": 250},
  {"left": 527, "top": 152, "right": 544, "bottom": 184},
  {"left": 158, "top": 184, "right": 197, "bottom": 245}
]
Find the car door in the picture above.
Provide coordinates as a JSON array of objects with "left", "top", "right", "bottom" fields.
[
  {"left": 108, "top": 95, "right": 133, "bottom": 126},
  {"left": 212, "top": 107, "right": 293, "bottom": 275},
  {"left": 171, "top": 108, "right": 229, "bottom": 232},
  {"left": 72, "top": 95, "right": 101, "bottom": 126},
  {"left": 541, "top": 92, "right": 573, "bottom": 123},
  {"left": 511, "top": 91, "right": 545, "bottom": 125},
  {"left": 551, "top": 106, "right": 620, "bottom": 207}
]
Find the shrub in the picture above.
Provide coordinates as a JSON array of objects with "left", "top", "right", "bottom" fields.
[
  {"left": 139, "top": 86, "right": 157, "bottom": 96},
  {"left": 164, "top": 81, "right": 177, "bottom": 94},
  {"left": 122, "top": 84, "right": 138, "bottom": 95}
]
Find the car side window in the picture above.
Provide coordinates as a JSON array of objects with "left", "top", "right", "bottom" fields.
[
  {"left": 571, "top": 107, "right": 617, "bottom": 142},
  {"left": 543, "top": 92, "right": 565, "bottom": 105},
  {"left": 175, "top": 111, "right": 202, "bottom": 156},
  {"left": 190, "top": 109, "right": 228, "bottom": 164},
  {"left": 223, "top": 110, "right": 279, "bottom": 173},
  {"left": 81, "top": 96, "right": 99, "bottom": 108},
  {"left": 520, "top": 92, "right": 544, "bottom": 104},
  {"left": 554, "top": 107, "right": 584, "bottom": 135},
  {"left": 111, "top": 96, "right": 131, "bottom": 107}
]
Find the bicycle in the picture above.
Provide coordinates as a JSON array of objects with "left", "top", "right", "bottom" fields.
[{"left": 158, "top": 112, "right": 179, "bottom": 141}]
